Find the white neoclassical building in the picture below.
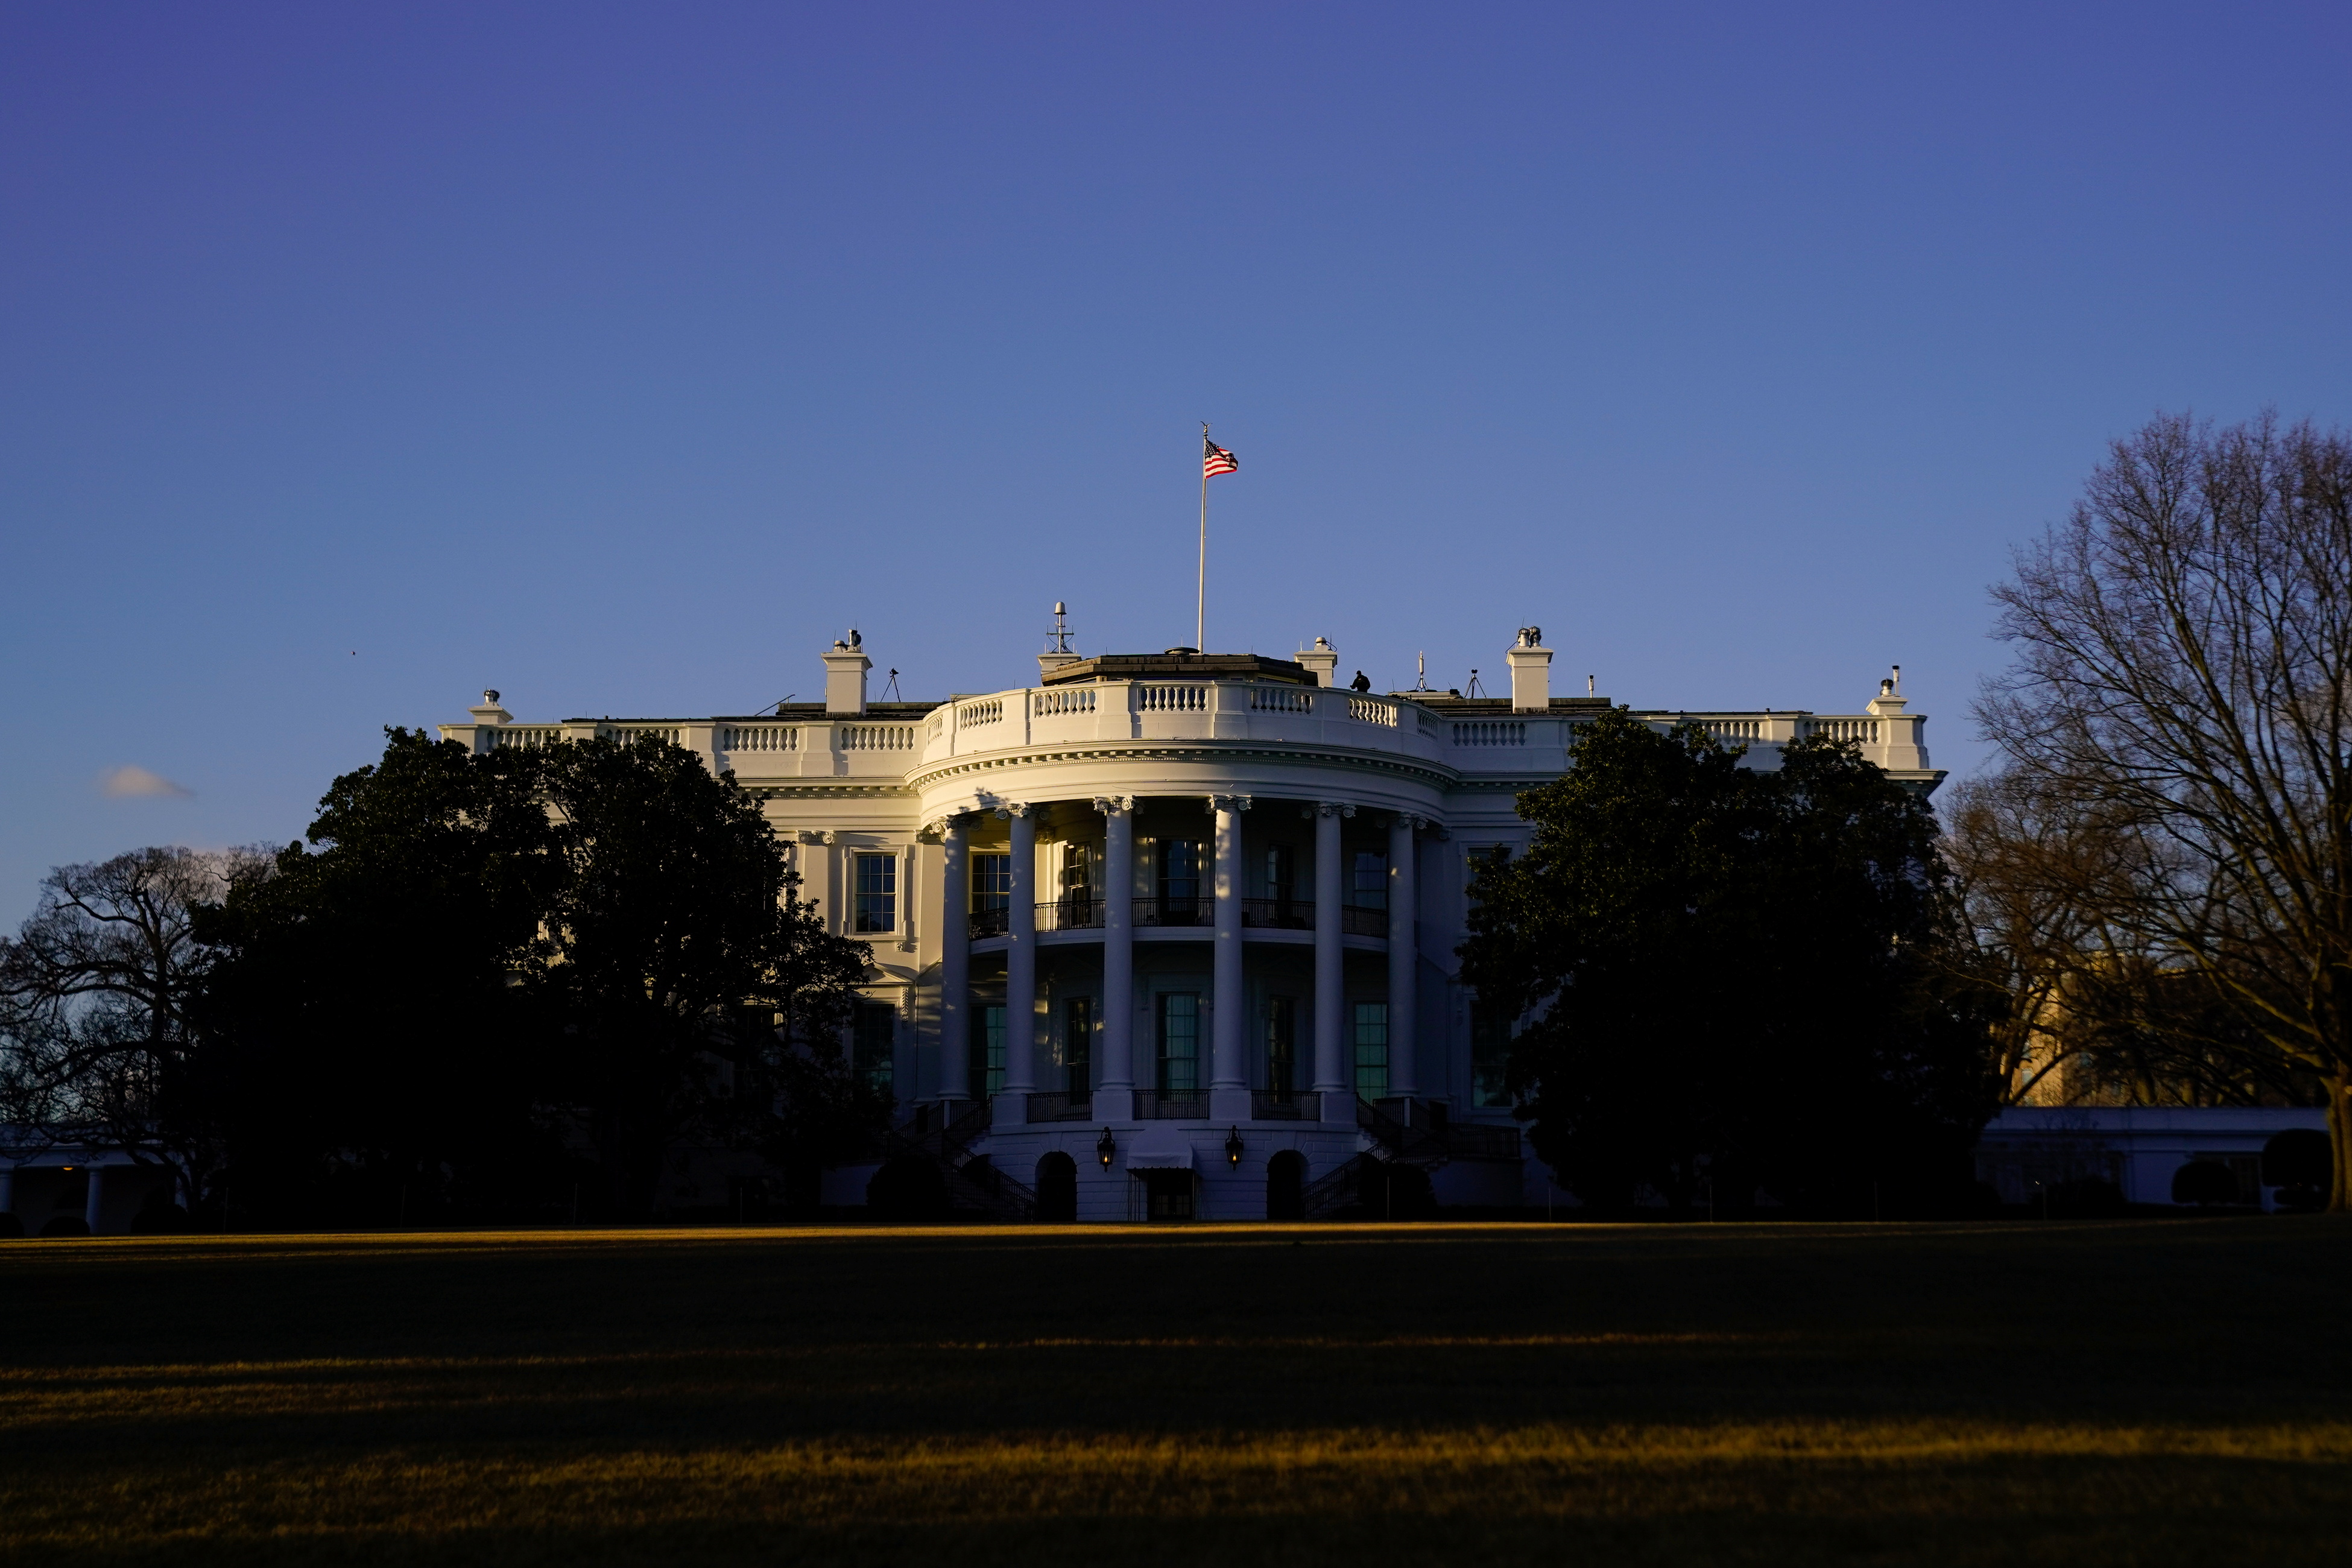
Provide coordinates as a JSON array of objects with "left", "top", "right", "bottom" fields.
[{"left": 440, "top": 628, "right": 1941, "bottom": 1221}]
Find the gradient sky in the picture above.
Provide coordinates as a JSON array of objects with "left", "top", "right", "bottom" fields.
[{"left": 5, "top": 2, "right": 2349, "bottom": 920}]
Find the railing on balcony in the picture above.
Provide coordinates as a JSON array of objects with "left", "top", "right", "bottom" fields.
[
  {"left": 490, "top": 726, "right": 564, "bottom": 750},
  {"left": 1239, "top": 897, "right": 1313, "bottom": 930},
  {"left": 839, "top": 724, "right": 915, "bottom": 750},
  {"left": 1026, "top": 1091, "right": 1093, "bottom": 1122},
  {"left": 1036, "top": 896, "right": 1104, "bottom": 932},
  {"left": 1136, "top": 1092, "right": 1206, "bottom": 1120},
  {"left": 1341, "top": 905, "right": 1388, "bottom": 937},
  {"left": 969, "top": 906, "right": 1011, "bottom": 939},
  {"left": 1134, "top": 897, "right": 1210, "bottom": 928},
  {"left": 1032, "top": 688, "right": 1096, "bottom": 716},
  {"left": 1451, "top": 720, "right": 1525, "bottom": 747},
  {"left": 1807, "top": 716, "right": 1880, "bottom": 744},
  {"left": 1248, "top": 686, "right": 1314, "bottom": 713},
  {"left": 1251, "top": 1089, "right": 1322, "bottom": 1120},
  {"left": 1136, "top": 684, "right": 1209, "bottom": 712},
  {"left": 1347, "top": 695, "right": 1398, "bottom": 726},
  {"left": 719, "top": 724, "right": 798, "bottom": 751},
  {"left": 602, "top": 725, "right": 682, "bottom": 745},
  {"left": 958, "top": 697, "right": 1004, "bottom": 727}
]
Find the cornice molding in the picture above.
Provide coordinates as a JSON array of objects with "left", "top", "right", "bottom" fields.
[{"left": 906, "top": 741, "right": 1461, "bottom": 794}]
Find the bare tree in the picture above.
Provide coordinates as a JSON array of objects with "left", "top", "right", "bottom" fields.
[
  {"left": 0, "top": 846, "right": 268, "bottom": 1206},
  {"left": 1977, "top": 411, "right": 2352, "bottom": 1206}
]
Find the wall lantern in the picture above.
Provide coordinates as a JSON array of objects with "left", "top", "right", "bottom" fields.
[
  {"left": 1096, "top": 1128, "right": 1117, "bottom": 1169},
  {"left": 1224, "top": 1127, "right": 1245, "bottom": 1167}
]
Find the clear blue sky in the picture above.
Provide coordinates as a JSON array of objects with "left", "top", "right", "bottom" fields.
[{"left": 5, "top": 2, "right": 2348, "bottom": 920}]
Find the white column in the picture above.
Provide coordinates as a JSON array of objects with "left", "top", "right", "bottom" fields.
[
  {"left": 938, "top": 817, "right": 971, "bottom": 1101},
  {"left": 1210, "top": 794, "right": 1251, "bottom": 1119},
  {"left": 1313, "top": 801, "right": 1350, "bottom": 1111},
  {"left": 1094, "top": 796, "right": 1136, "bottom": 1120},
  {"left": 1387, "top": 814, "right": 1420, "bottom": 1099},
  {"left": 999, "top": 805, "right": 1037, "bottom": 1121},
  {"left": 84, "top": 1165, "right": 106, "bottom": 1234}
]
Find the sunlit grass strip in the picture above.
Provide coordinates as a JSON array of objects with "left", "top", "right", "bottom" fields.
[{"left": 4, "top": 1422, "right": 2350, "bottom": 1549}]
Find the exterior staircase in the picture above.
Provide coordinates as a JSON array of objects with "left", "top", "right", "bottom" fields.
[{"left": 880, "top": 1101, "right": 1035, "bottom": 1221}]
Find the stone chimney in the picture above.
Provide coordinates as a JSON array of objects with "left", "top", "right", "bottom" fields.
[
  {"left": 1866, "top": 664, "right": 1929, "bottom": 771},
  {"left": 469, "top": 689, "right": 512, "bottom": 726},
  {"left": 1295, "top": 637, "right": 1339, "bottom": 688},
  {"left": 823, "top": 632, "right": 871, "bottom": 716},
  {"left": 1505, "top": 628, "right": 1552, "bottom": 712}
]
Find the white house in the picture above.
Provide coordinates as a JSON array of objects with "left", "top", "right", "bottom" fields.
[{"left": 440, "top": 625, "right": 1942, "bottom": 1222}]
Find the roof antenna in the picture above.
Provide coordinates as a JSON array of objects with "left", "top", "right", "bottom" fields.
[
  {"left": 1414, "top": 651, "right": 1429, "bottom": 692},
  {"left": 882, "top": 669, "right": 902, "bottom": 701},
  {"left": 1588, "top": 675, "right": 1595, "bottom": 695},
  {"left": 765, "top": 694, "right": 796, "bottom": 714},
  {"left": 1048, "top": 601, "right": 1073, "bottom": 654},
  {"left": 1466, "top": 668, "right": 1483, "bottom": 697}
]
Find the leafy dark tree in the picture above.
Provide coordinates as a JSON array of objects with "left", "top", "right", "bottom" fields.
[
  {"left": 0, "top": 846, "right": 265, "bottom": 1206},
  {"left": 191, "top": 729, "right": 560, "bottom": 1222},
  {"left": 533, "top": 734, "right": 876, "bottom": 1215},
  {"left": 1460, "top": 709, "right": 1999, "bottom": 1215},
  {"left": 1977, "top": 412, "right": 2352, "bottom": 1206}
]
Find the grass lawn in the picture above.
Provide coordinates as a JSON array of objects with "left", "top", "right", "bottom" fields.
[{"left": 0, "top": 1219, "right": 2346, "bottom": 1566}]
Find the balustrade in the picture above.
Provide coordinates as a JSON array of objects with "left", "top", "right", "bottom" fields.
[
  {"left": 1035, "top": 896, "right": 1104, "bottom": 932},
  {"left": 719, "top": 725, "right": 799, "bottom": 751},
  {"left": 601, "top": 726, "right": 681, "bottom": 745},
  {"left": 1808, "top": 717, "right": 1880, "bottom": 744},
  {"left": 1032, "top": 688, "right": 1096, "bottom": 715},
  {"left": 1135, "top": 1092, "right": 1206, "bottom": 1120},
  {"left": 1347, "top": 695, "right": 1397, "bottom": 726},
  {"left": 1133, "top": 896, "right": 1210, "bottom": 928},
  {"left": 1136, "top": 684, "right": 1208, "bottom": 712},
  {"left": 1250, "top": 1090, "right": 1322, "bottom": 1121},
  {"left": 1450, "top": 720, "right": 1526, "bottom": 747},
  {"left": 1248, "top": 686, "right": 1314, "bottom": 713},
  {"left": 1239, "top": 897, "right": 1314, "bottom": 931},
  {"left": 958, "top": 697, "right": 1004, "bottom": 727},
  {"left": 490, "top": 727, "right": 563, "bottom": 750},
  {"left": 1025, "top": 1091, "right": 1093, "bottom": 1122},
  {"left": 838, "top": 725, "right": 915, "bottom": 750}
]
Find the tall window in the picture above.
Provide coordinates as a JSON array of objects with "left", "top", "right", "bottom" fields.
[
  {"left": 853, "top": 1001, "right": 896, "bottom": 1098},
  {"left": 1352, "top": 1001, "right": 1389, "bottom": 1099},
  {"left": 1350, "top": 850, "right": 1388, "bottom": 911},
  {"left": 972, "top": 853, "right": 1011, "bottom": 912},
  {"left": 1157, "top": 991, "right": 1200, "bottom": 1095},
  {"left": 971, "top": 1004, "right": 1007, "bottom": 1097},
  {"left": 1062, "top": 995, "right": 1093, "bottom": 1095},
  {"left": 854, "top": 853, "right": 897, "bottom": 933},
  {"left": 1159, "top": 839, "right": 1203, "bottom": 922},
  {"left": 1470, "top": 1007, "right": 1515, "bottom": 1108},
  {"left": 1265, "top": 995, "right": 1297, "bottom": 1095},
  {"left": 1265, "top": 844, "right": 1297, "bottom": 918},
  {"left": 1060, "top": 842, "right": 1093, "bottom": 924}
]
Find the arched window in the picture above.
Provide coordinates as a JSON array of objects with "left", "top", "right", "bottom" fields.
[
  {"left": 1266, "top": 1149, "right": 1306, "bottom": 1221},
  {"left": 1035, "top": 1151, "right": 1078, "bottom": 1222}
]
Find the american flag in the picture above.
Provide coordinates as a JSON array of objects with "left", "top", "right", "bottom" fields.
[{"left": 1202, "top": 435, "right": 1238, "bottom": 478}]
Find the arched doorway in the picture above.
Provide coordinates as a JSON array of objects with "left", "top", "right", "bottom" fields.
[
  {"left": 1266, "top": 1150, "right": 1306, "bottom": 1221},
  {"left": 1035, "top": 1151, "right": 1078, "bottom": 1222}
]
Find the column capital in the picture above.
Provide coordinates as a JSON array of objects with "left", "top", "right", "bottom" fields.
[
  {"left": 994, "top": 800, "right": 1032, "bottom": 818},
  {"left": 1090, "top": 794, "right": 1136, "bottom": 815},
  {"left": 795, "top": 829, "right": 835, "bottom": 845},
  {"left": 1313, "top": 801, "right": 1356, "bottom": 818},
  {"left": 1204, "top": 793, "right": 1253, "bottom": 813}
]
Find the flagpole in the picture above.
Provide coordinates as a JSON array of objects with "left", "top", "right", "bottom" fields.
[{"left": 1197, "top": 422, "right": 1209, "bottom": 653}]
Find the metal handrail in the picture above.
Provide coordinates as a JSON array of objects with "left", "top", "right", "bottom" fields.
[
  {"left": 1250, "top": 1089, "right": 1321, "bottom": 1120},
  {"left": 1036, "top": 897, "right": 1104, "bottom": 932},
  {"left": 1239, "top": 898, "right": 1312, "bottom": 930},
  {"left": 1136, "top": 1092, "right": 1206, "bottom": 1120},
  {"left": 1025, "top": 1091, "right": 1095, "bottom": 1122},
  {"left": 1134, "top": 897, "right": 1209, "bottom": 928},
  {"left": 969, "top": 906, "right": 1011, "bottom": 939}
]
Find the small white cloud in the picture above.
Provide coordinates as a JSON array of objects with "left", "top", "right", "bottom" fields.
[{"left": 99, "top": 766, "right": 193, "bottom": 800}]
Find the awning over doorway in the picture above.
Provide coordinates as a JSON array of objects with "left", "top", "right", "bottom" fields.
[{"left": 1124, "top": 1128, "right": 1195, "bottom": 1170}]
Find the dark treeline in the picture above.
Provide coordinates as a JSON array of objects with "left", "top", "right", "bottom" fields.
[
  {"left": 0, "top": 730, "right": 880, "bottom": 1228},
  {"left": 1460, "top": 411, "right": 2350, "bottom": 1215}
]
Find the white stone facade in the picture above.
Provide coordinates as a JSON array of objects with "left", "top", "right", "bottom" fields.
[{"left": 440, "top": 631, "right": 1944, "bottom": 1221}]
